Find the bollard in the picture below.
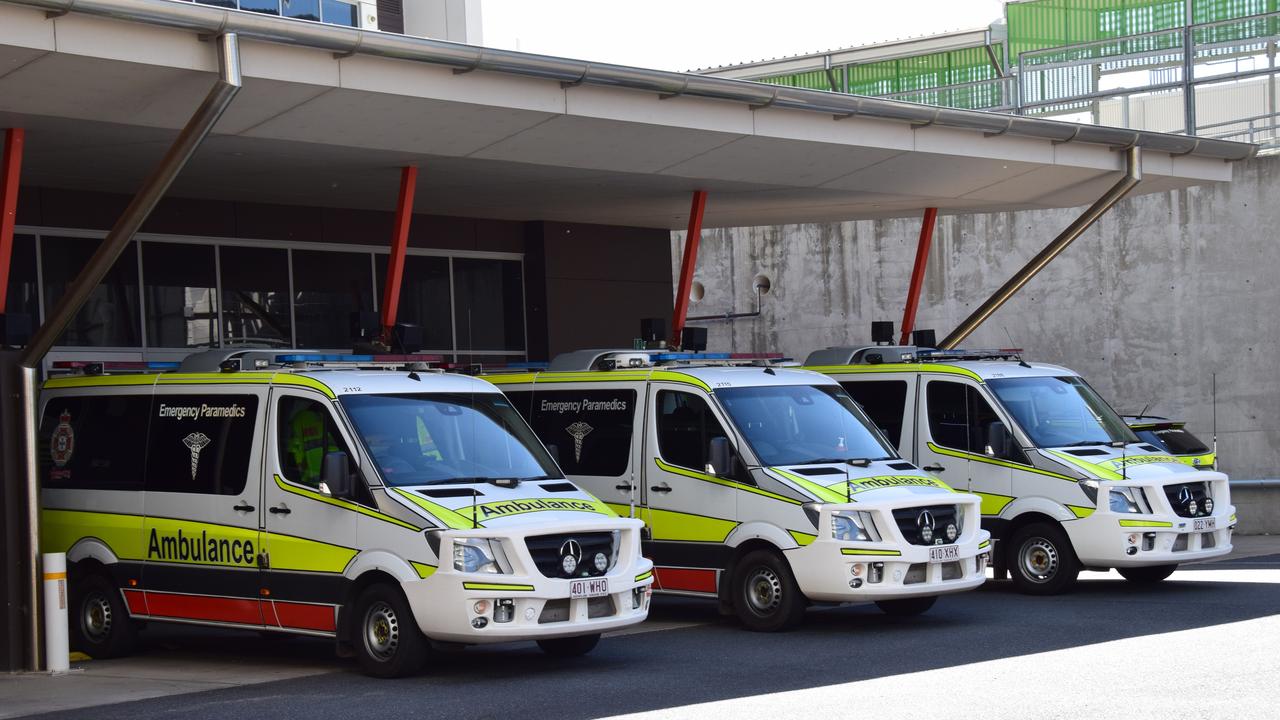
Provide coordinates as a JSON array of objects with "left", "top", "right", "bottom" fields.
[{"left": 42, "top": 553, "right": 69, "bottom": 673}]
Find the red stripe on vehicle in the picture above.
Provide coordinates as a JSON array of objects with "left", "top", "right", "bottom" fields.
[
  {"left": 654, "top": 567, "right": 717, "bottom": 594},
  {"left": 271, "top": 601, "right": 336, "bottom": 632},
  {"left": 144, "top": 592, "right": 263, "bottom": 625},
  {"left": 122, "top": 588, "right": 147, "bottom": 615}
]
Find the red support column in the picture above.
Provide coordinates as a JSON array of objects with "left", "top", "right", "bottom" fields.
[
  {"left": 0, "top": 129, "right": 25, "bottom": 315},
  {"left": 380, "top": 166, "right": 418, "bottom": 342},
  {"left": 670, "top": 190, "right": 707, "bottom": 348},
  {"left": 899, "top": 206, "right": 938, "bottom": 345}
]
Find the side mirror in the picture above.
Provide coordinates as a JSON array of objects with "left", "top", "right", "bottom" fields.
[
  {"left": 985, "top": 421, "right": 1010, "bottom": 459},
  {"left": 707, "top": 437, "right": 732, "bottom": 477},
  {"left": 545, "top": 443, "right": 561, "bottom": 466},
  {"left": 320, "top": 451, "right": 352, "bottom": 498}
]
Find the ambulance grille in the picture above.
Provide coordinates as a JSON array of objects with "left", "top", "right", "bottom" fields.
[
  {"left": 892, "top": 505, "right": 960, "bottom": 546},
  {"left": 526, "top": 532, "right": 615, "bottom": 579},
  {"left": 1163, "top": 481, "right": 1211, "bottom": 518}
]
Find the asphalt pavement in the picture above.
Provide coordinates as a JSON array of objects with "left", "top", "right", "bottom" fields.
[{"left": 5, "top": 537, "right": 1279, "bottom": 720}]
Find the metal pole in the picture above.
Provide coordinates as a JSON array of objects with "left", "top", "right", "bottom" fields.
[
  {"left": 0, "top": 129, "right": 24, "bottom": 315},
  {"left": 379, "top": 166, "right": 418, "bottom": 341},
  {"left": 670, "top": 190, "right": 707, "bottom": 348},
  {"left": 1183, "top": 0, "right": 1197, "bottom": 135},
  {"left": 900, "top": 207, "right": 938, "bottom": 345},
  {"left": 14, "top": 32, "right": 242, "bottom": 672},
  {"left": 939, "top": 146, "right": 1142, "bottom": 350}
]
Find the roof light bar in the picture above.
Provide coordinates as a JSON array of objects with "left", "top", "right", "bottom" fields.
[
  {"left": 275, "top": 353, "right": 444, "bottom": 364},
  {"left": 51, "top": 360, "right": 181, "bottom": 371},
  {"left": 651, "top": 352, "right": 731, "bottom": 361}
]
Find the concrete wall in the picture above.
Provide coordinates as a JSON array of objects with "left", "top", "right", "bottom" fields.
[{"left": 673, "top": 155, "right": 1280, "bottom": 481}]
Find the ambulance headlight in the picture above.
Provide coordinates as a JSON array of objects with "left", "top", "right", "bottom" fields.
[
  {"left": 1109, "top": 487, "right": 1142, "bottom": 514},
  {"left": 831, "top": 511, "right": 875, "bottom": 542},
  {"left": 453, "top": 538, "right": 503, "bottom": 574}
]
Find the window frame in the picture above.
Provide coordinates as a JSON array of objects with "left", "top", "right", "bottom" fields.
[
  {"left": 272, "top": 389, "right": 366, "bottom": 501},
  {"left": 924, "top": 377, "right": 1029, "bottom": 465},
  {"left": 653, "top": 387, "right": 749, "bottom": 481}
]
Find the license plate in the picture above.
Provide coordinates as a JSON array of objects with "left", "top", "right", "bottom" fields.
[
  {"left": 929, "top": 546, "right": 960, "bottom": 563},
  {"left": 1194, "top": 517, "right": 1217, "bottom": 531},
  {"left": 570, "top": 578, "right": 609, "bottom": 598}
]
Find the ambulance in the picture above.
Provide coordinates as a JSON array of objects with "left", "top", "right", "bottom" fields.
[
  {"left": 485, "top": 350, "right": 990, "bottom": 632},
  {"left": 38, "top": 350, "right": 653, "bottom": 677},
  {"left": 806, "top": 345, "right": 1236, "bottom": 595}
]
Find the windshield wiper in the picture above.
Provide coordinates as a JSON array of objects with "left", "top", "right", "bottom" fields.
[
  {"left": 799, "top": 457, "right": 873, "bottom": 467},
  {"left": 1065, "top": 440, "right": 1111, "bottom": 447}
]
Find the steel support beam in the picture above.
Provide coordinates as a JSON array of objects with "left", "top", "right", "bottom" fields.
[
  {"left": 939, "top": 147, "right": 1142, "bottom": 350},
  {"left": 670, "top": 190, "right": 707, "bottom": 348},
  {"left": 13, "top": 33, "right": 242, "bottom": 671},
  {"left": 379, "top": 166, "right": 418, "bottom": 341},
  {"left": 899, "top": 207, "right": 937, "bottom": 345},
  {"left": 0, "top": 129, "right": 23, "bottom": 315}
]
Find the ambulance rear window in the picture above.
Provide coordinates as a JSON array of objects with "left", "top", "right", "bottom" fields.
[{"left": 40, "top": 395, "right": 149, "bottom": 491}]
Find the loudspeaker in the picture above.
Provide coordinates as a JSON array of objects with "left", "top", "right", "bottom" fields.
[
  {"left": 681, "top": 326, "right": 708, "bottom": 352},
  {"left": 871, "top": 321, "right": 894, "bottom": 344},
  {"left": 911, "top": 329, "right": 937, "bottom": 349},
  {"left": 349, "top": 311, "right": 380, "bottom": 343},
  {"left": 640, "top": 318, "right": 668, "bottom": 343},
  {"left": 391, "top": 323, "right": 423, "bottom": 354}
]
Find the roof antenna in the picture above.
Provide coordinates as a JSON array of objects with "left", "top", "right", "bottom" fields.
[
  {"left": 1003, "top": 326, "right": 1031, "bottom": 368},
  {"left": 1212, "top": 373, "right": 1218, "bottom": 469},
  {"left": 1138, "top": 402, "right": 1151, "bottom": 419}
]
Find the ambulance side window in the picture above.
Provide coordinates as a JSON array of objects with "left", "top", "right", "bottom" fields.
[
  {"left": 508, "top": 389, "right": 637, "bottom": 477},
  {"left": 39, "top": 394, "right": 149, "bottom": 491},
  {"left": 841, "top": 380, "right": 907, "bottom": 447},
  {"left": 656, "top": 390, "right": 731, "bottom": 474},
  {"left": 145, "top": 394, "right": 259, "bottom": 495},
  {"left": 277, "top": 396, "right": 356, "bottom": 490},
  {"left": 926, "top": 381, "right": 1025, "bottom": 464}
]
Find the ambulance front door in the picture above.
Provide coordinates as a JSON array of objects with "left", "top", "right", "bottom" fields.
[
  {"left": 916, "top": 377, "right": 1015, "bottom": 514},
  {"left": 263, "top": 389, "right": 362, "bottom": 635},
  {"left": 643, "top": 384, "right": 739, "bottom": 596}
]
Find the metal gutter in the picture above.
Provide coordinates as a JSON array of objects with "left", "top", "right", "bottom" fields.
[{"left": 0, "top": 0, "right": 1258, "bottom": 162}]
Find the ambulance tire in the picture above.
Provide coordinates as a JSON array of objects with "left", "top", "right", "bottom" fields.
[
  {"left": 731, "top": 550, "right": 806, "bottom": 632},
  {"left": 1007, "top": 522, "right": 1079, "bottom": 595},
  {"left": 536, "top": 633, "right": 601, "bottom": 658},
  {"left": 874, "top": 596, "right": 937, "bottom": 616},
  {"left": 352, "top": 583, "right": 428, "bottom": 678},
  {"left": 70, "top": 573, "right": 138, "bottom": 659},
  {"left": 1117, "top": 564, "right": 1178, "bottom": 584}
]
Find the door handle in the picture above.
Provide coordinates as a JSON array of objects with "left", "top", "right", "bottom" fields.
[
  {"left": 233, "top": 501, "right": 255, "bottom": 513},
  {"left": 269, "top": 505, "right": 292, "bottom": 515},
  {"left": 923, "top": 464, "right": 946, "bottom": 473},
  {"left": 615, "top": 483, "right": 633, "bottom": 492},
  {"left": 649, "top": 483, "right": 672, "bottom": 494}
]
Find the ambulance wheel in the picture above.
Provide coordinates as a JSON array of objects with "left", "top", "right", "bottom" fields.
[
  {"left": 874, "top": 596, "right": 937, "bottom": 616},
  {"left": 70, "top": 573, "right": 137, "bottom": 659},
  {"left": 352, "top": 584, "right": 428, "bottom": 678},
  {"left": 536, "top": 633, "right": 600, "bottom": 658},
  {"left": 1008, "top": 522, "right": 1079, "bottom": 595},
  {"left": 731, "top": 550, "right": 806, "bottom": 632},
  {"left": 1117, "top": 564, "right": 1178, "bottom": 584}
]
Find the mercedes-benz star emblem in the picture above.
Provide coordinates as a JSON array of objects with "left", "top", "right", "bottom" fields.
[
  {"left": 917, "top": 510, "right": 936, "bottom": 544},
  {"left": 1178, "top": 486, "right": 1193, "bottom": 506},
  {"left": 560, "top": 539, "right": 583, "bottom": 575}
]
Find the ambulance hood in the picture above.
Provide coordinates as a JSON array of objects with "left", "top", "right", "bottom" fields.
[
  {"left": 1039, "top": 445, "right": 1225, "bottom": 482},
  {"left": 390, "top": 480, "right": 618, "bottom": 530},
  {"left": 767, "top": 460, "right": 961, "bottom": 505}
]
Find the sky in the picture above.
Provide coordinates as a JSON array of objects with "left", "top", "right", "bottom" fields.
[{"left": 480, "top": 0, "right": 1007, "bottom": 72}]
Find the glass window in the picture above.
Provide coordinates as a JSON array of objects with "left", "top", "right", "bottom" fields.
[
  {"left": 291, "top": 250, "right": 373, "bottom": 349},
  {"left": 277, "top": 396, "right": 355, "bottom": 489},
  {"left": 452, "top": 258, "right": 524, "bottom": 353},
  {"left": 39, "top": 394, "right": 150, "bottom": 491},
  {"left": 41, "top": 236, "right": 141, "bottom": 347},
  {"left": 7, "top": 234, "right": 38, "bottom": 322},
  {"left": 195, "top": 0, "right": 236, "bottom": 7},
  {"left": 321, "top": 0, "right": 358, "bottom": 25},
  {"left": 240, "top": 0, "right": 281, "bottom": 14},
  {"left": 1135, "top": 426, "right": 1209, "bottom": 455},
  {"left": 220, "top": 246, "right": 292, "bottom": 349},
  {"left": 143, "top": 243, "right": 218, "bottom": 349},
  {"left": 841, "top": 380, "right": 909, "bottom": 448},
  {"left": 340, "top": 393, "right": 560, "bottom": 486},
  {"left": 988, "top": 376, "right": 1137, "bottom": 449},
  {"left": 655, "top": 390, "right": 732, "bottom": 472},
  {"left": 283, "top": 0, "right": 320, "bottom": 21},
  {"left": 926, "top": 381, "right": 1025, "bottom": 463},
  {"left": 144, "top": 394, "right": 259, "bottom": 495},
  {"left": 717, "top": 384, "right": 895, "bottom": 467},
  {"left": 507, "top": 389, "right": 637, "bottom": 477},
  {"left": 374, "top": 254, "right": 452, "bottom": 351}
]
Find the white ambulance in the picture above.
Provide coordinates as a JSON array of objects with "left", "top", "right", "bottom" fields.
[
  {"left": 486, "top": 350, "right": 990, "bottom": 632},
  {"left": 807, "top": 345, "right": 1236, "bottom": 594},
  {"left": 39, "top": 350, "right": 652, "bottom": 677}
]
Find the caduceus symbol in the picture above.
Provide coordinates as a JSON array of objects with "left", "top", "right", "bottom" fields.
[
  {"left": 565, "top": 422, "right": 593, "bottom": 463},
  {"left": 182, "top": 432, "right": 212, "bottom": 480}
]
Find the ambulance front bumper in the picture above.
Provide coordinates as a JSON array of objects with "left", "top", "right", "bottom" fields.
[
  {"left": 788, "top": 494, "right": 990, "bottom": 603},
  {"left": 404, "top": 518, "right": 654, "bottom": 644},
  {"left": 1068, "top": 479, "right": 1235, "bottom": 569}
]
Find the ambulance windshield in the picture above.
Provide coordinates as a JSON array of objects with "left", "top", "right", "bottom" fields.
[
  {"left": 340, "top": 393, "right": 562, "bottom": 487},
  {"left": 987, "top": 376, "right": 1138, "bottom": 449},
  {"left": 716, "top": 384, "right": 896, "bottom": 466}
]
